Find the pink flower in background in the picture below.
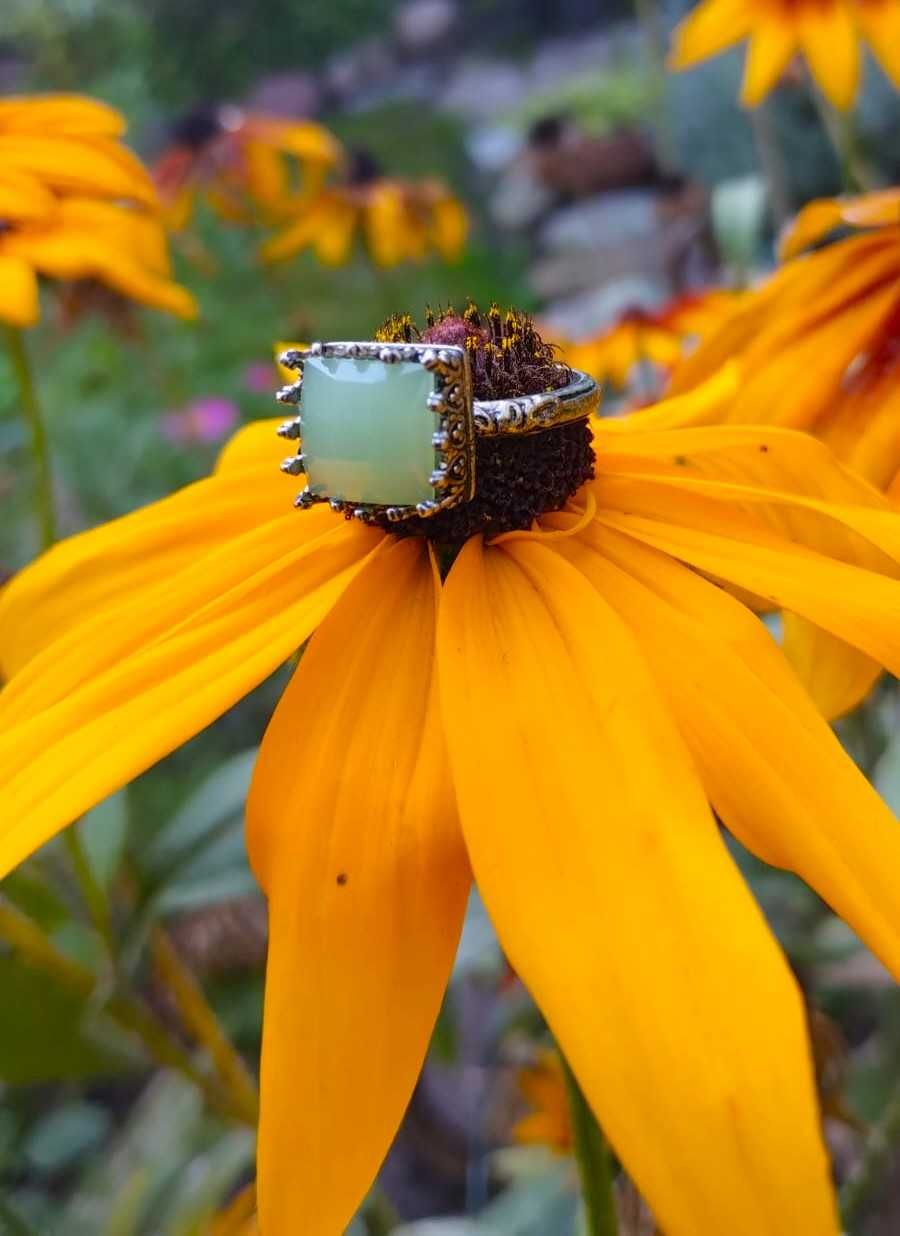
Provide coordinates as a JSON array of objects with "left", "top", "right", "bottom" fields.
[
  {"left": 162, "top": 396, "right": 239, "bottom": 445},
  {"left": 243, "top": 361, "right": 275, "bottom": 393}
]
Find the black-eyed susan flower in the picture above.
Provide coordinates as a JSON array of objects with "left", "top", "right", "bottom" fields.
[
  {"left": 0, "top": 95, "right": 195, "bottom": 326},
  {"left": 3, "top": 308, "right": 900, "bottom": 1236},
  {"left": 152, "top": 104, "right": 342, "bottom": 231},
  {"left": 669, "top": 0, "right": 900, "bottom": 110},
  {"left": 553, "top": 290, "right": 739, "bottom": 392},
  {"left": 260, "top": 149, "right": 468, "bottom": 268}
]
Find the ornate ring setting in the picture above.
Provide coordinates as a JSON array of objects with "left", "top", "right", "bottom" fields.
[{"left": 276, "top": 341, "right": 600, "bottom": 524}]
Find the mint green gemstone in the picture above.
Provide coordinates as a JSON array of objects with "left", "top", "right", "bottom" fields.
[{"left": 301, "top": 355, "right": 439, "bottom": 507}]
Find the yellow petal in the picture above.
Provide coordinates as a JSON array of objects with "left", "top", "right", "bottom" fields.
[
  {"left": 668, "top": 0, "right": 753, "bottom": 67},
  {"left": 779, "top": 198, "right": 846, "bottom": 259},
  {"left": 0, "top": 465, "right": 298, "bottom": 677},
  {"left": 0, "top": 507, "right": 346, "bottom": 728},
  {"left": 741, "top": 21, "right": 799, "bottom": 106},
  {"left": 856, "top": 0, "right": 900, "bottom": 84},
  {"left": 594, "top": 483, "right": 900, "bottom": 677},
  {"left": 0, "top": 169, "right": 56, "bottom": 222},
  {"left": 558, "top": 523, "right": 900, "bottom": 978},
  {"left": 592, "top": 364, "right": 739, "bottom": 443},
  {"left": 431, "top": 192, "right": 468, "bottom": 260},
  {"left": 0, "top": 94, "right": 126, "bottom": 138},
  {"left": 0, "top": 254, "right": 39, "bottom": 327},
  {"left": 215, "top": 419, "right": 285, "bottom": 473},
  {"left": 248, "top": 539, "right": 469, "bottom": 1235},
  {"left": 781, "top": 613, "right": 880, "bottom": 719},
  {"left": 438, "top": 536, "right": 838, "bottom": 1236},
  {"left": 0, "top": 135, "right": 156, "bottom": 205},
  {"left": 0, "top": 520, "right": 382, "bottom": 875},
  {"left": 798, "top": 1, "right": 861, "bottom": 109}
]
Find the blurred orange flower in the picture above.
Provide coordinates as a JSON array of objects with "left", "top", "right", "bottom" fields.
[
  {"left": 512, "top": 1050, "right": 572, "bottom": 1154},
  {"left": 261, "top": 151, "right": 468, "bottom": 267},
  {"left": 669, "top": 0, "right": 900, "bottom": 109},
  {"left": 554, "top": 290, "right": 738, "bottom": 390},
  {"left": 152, "top": 105, "right": 342, "bottom": 231},
  {"left": 0, "top": 94, "right": 195, "bottom": 326}
]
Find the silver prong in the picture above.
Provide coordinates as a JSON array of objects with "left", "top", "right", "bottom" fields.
[
  {"left": 277, "top": 417, "right": 302, "bottom": 439},
  {"left": 415, "top": 500, "right": 439, "bottom": 517},
  {"left": 384, "top": 507, "right": 406, "bottom": 523},
  {"left": 427, "top": 392, "right": 447, "bottom": 413},
  {"left": 278, "top": 349, "right": 307, "bottom": 371},
  {"left": 328, "top": 498, "right": 344, "bottom": 512},
  {"left": 429, "top": 467, "right": 450, "bottom": 489},
  {"left": 352, "top": 507, "right": 367, "bottom": 521},
  {"left": 294, "top": 486, "right": 318, "bottom": 509},
  {"left": 281, "top": 454, "right": 306, "bottom": 476},
  {"left": 276, "top": 382, "right": 302, "bottom": 404},
  {"left": 431, "top": 430, "right": 449, "bottom": 449}
]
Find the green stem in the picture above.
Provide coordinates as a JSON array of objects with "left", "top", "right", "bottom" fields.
[
  {"left": 63, "top": 826, "right": 116, "bottom": 958},
  {"left": 840, "top": 1074, "right": 900, "bottom": 1228},
  {"left": 4, "top": 325, "right": 56, "bottom": 549},
  {"left": 0, "top": 899, "right": 249, "bottom": 1127},
  {"left": 749, "top": 104, "right": 792, "bottom": 234},
  {"left": 561, "top": 1055, "right": 619, "bottom": 1236},
  {"left": 809, "top": 91, "right": 876, "bottom": 194}
]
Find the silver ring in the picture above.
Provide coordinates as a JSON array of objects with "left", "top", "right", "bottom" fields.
[{"left": 276, "top": 341, "right": 599, "bottom": 523}]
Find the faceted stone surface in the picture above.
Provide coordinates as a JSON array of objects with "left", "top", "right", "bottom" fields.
[{"left": 301, "top": 355, "right": 438, "bottom": 506}]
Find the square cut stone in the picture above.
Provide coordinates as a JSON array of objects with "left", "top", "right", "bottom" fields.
[{"left": 300, "top": 355, "right": 439, "bottom": 507}]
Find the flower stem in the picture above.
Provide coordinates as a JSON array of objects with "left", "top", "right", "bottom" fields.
[
  {"left": 0, "top": 898, "right": 250, "bottom": 1126},
  {"left": 561, "top": 1055, "right": 619, "bottom": 1236},
  {"left": 4, "top": 325, "right": 56, "bottom": 549},
  {"left": 151, "top": 926, "right": 260, "bottom": 1127},
  {"left": 808, "top": 91, "right": 876, "bottom": 194},
  {"left": 63, "top": 826, "right": 116, "bottom": 958},
  {"left": 840, "top": 1074, "right": 900, "bottom": 1227}
]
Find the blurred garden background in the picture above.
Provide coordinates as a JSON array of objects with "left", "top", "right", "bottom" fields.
[{"left": 2, "top": 1, "right": 900, "bottom": 1232}]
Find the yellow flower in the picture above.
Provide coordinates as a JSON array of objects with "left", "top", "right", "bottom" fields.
[
  {"left": 669, "top": 0, "right": 900, "bottom": 110},
  {"left": 0, "top": 94, "right": 196, "bottom": 326},
  {"left": 152, "top": 106, "right": 342, "bottom": 231},
  {"left": 261, "top": 171, "right": 468, "bottom": 268},
  {"left": 554, "top": 290, "right": 738, "bottom": 390},
  {"left": 512, "top": 1050, "right": 572, "bottom": 1154},
  {"left": 3, "top": 340, "right": 900, "bottom": 1234},
  {"left": 669, "top": 191, "right": 900, "bottom": 716}
]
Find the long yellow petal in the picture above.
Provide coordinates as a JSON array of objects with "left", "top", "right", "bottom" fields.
[
  {"left": 0, "top": 135, "right": 156, "bottom": 205},
  {"left": 669, "top": 0, "right": 753, "bottom": 67},
  {"left": 0, "top": 94, "right": 126, "bottom": 138},
  {"left": 558, "top": 524, "right": 900, "bottom": 976},
  {"left": 0, "top": 169, "right": 56, "bottom": 222},
  {"left": 781, "top": 612, "right": 880, "bottom": 720},
  {"left": 798, "top": 1, "right": 861, "bottom": 109},
  {"left": 741, "top": 21, "right": 798, "bottom": 106},
  {"left": 438, "top": 536, "right": 837, "bottom": 1236},
  {"left": 856, "top": 0, "right": 900, "bottom": 84},
  {"left": 0, "top": 465, "right": 300, "bottom": 677},
  {"left": 0, "top": 521, "right": 381, "bottom": 875},
  {"left": 248, "top": 538, "right": 469, "bottom": 1235},
  {"left": 0, "top": 254, "right": 39, "bottom": 327}
]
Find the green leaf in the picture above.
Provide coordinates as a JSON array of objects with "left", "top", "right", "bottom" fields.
[
  {"left": 24, "top": 1103, "right": 110, "bottom": 1173},
  {"left": 0, "top": 956, "right": 136, "bottom": 1085},
  {"left": 76, "top": 790, "right": 129, "bottom": 890}
]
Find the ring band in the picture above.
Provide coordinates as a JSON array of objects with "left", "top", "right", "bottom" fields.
[{"left": 276, "top": 341, "right": 599, "bottom": 523}]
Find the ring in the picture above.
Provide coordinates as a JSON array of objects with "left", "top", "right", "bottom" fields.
[{"left": 276, "top": 341, "right": 600, "bottom": 523}]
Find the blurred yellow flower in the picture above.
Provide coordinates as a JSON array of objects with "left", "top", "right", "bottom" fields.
[
  {"left": 669, "top": 0, "right": 900, "bottom": 109},
  {"left": 554, "top": 290, "right": 738, "bottom": 390},
  {"left": 152, "top": 105, "right": 342, "bottom": 231},
  {"left": 4, "top": 356, "right": 900, "bottom": 1234},
  {"left": 512, "top": 1050, "right": 572, "bottom": 1154},
  {"left": 261, "top": 156, "right": 468, "bottom": 268},
  {"left": 0, "top": 94, "right": 195, "bottom": 326}
]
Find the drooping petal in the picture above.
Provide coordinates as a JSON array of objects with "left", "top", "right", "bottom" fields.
[
  {"left": 592, "top": 365, "right": 739, "bottom": 443},
  {"left": 779, "top": 198, "right": 846, "bottom": 259},
  {"left": 0, "top": 254, "right": 39, "bottom": 327},
  {"left": 438, "top": 535, "right": 838, "bottom": 1236},
  {"left": 0, "top": 94, "right": 126, "bottom": 138},
  {"left": 0, "top": 520, "right": 382, "bottom": 875},
  {"left": 248, "top": 538, "right": 469, "bottom": 1236},
  {"left": 557, "top": 523, "right": 900, "bottom": 977},
  {"left": 856, "top": 0, "right": 900, "bottom": 84},
  {"left": 0, "top": 135, "right": 156, "bottom": 205},
  {"left": 668, "top": 0, "right": 753, "bottom": 67},
  {"left": 781, "top": 612, "right": 880, "bottom": 720},
  {"left": 741, "top": 21, "right": 798, "bottom": 106},
  {"left": 798, "top": 0, "right": 861, "bottom": 109},
  {"left": 0, "top": 465, "right": 301, "bottom": 676}
]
